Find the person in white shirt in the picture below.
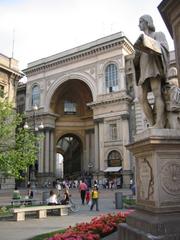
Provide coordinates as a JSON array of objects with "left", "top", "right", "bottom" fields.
[{"left": 47, "top": 190, "right": 58, "bottom": 205}]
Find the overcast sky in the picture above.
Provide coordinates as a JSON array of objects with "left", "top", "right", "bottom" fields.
[{"left": 0, "top": 0, "right": 174, "bottom": 70}]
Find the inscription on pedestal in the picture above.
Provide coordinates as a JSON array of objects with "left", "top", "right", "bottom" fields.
[{"left": 160, "top": 162, "right": 180, "bottom": 196}]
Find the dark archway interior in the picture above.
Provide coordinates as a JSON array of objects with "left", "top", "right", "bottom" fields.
[
  {"left": 56, "top": 134, "right": 82, "bottom": 178},
  {"left": 50, "top": 79, "right": 93, "bottom": 116}
]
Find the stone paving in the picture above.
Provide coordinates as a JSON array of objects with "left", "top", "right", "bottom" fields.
[{"left": 0, "top": 188, "right": 133, "bottom": 240}]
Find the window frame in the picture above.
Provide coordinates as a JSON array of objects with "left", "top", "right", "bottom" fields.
[
  {"left": 31, "top": 84, "right": 40, "bottom": 107},
  {"left": 64, "top": 100, "right": 77, "bottom": 115},
  {"left": 105, "top": 63, "right": 118, "bottom": 93}
]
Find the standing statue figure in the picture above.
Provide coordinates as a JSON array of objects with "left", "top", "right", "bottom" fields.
[{"left": 134, "top": 14, "right": 169, "bottom": 128}]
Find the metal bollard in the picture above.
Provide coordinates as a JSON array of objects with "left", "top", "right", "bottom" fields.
[{"left": 115, "top": 192, "right": 123, "bottom": 209}]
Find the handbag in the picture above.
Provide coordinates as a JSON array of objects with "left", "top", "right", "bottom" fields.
[{"left": 88, "top": 200, "right": 92, "bottom": 207}]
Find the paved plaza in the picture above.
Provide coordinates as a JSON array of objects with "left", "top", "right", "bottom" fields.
[{"left": 0, "top": 188, "right": 133, "bottom": 240}]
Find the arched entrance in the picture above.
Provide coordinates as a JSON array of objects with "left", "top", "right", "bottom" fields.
[
  {"left": 56, "top": 134, "right": 82, "bottom": 178},
  {"left": 50, "top": 78, "right": 94, "bottom": 179}
]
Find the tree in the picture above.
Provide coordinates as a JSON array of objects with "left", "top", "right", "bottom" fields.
[{"left": 0, "top": 99, "right": 39, "bottom": 178}]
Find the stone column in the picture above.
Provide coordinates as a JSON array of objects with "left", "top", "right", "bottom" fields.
[
  {"left": 99, "top": 120, "right": 104, "bottom": 171},
  {"left": 94, "top": 122, "right": 99, "bottom": 172},
  {"left": 38, "top": 133, "right": 44, "bottom": 173},
  {"left": 118, "top": 128, "right": 180, "bottom": 239},
  {"left": 121, "top": 114, "right": 130, "bottom": 170},
  {"left": 85, "top": 132, "right": 90, "bottom": 169},
  {"left": 90, "top": 130, "right": 95, "bottom": 164},
  {"left": 50, "top": 130, "right": 54, "bottom": 173},
  {"left": 44, "top": 129, "right": 50, "bottom": 173},
  {"left": 119, "top": 69, "right": 126, "bottom": 91},
  {"left": 121, "top": 113, "right": 131, "bottom": 188}
]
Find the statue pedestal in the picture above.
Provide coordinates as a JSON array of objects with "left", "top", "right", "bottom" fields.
[{"left": 118, "top": 129, "right": 180, "bottom": 239}]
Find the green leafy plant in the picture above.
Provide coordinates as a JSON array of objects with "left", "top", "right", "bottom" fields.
[{"left": 0, "top": 99, "right": 40, "bottom": 179}]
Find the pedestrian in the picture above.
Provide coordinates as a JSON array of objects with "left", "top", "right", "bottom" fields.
[
  {"left": 130, "top": 178, "right": 133, "bottom": 189},
  {"left": 79, "top": 179, "right": 87, "bottom": 205},
  {"left": 85, "top": 188, "right": 90, "bottom": 204},
  {"left": 90, "top": 185, "right": 99, "bottom": 211},
  {"left": 56, "top": 180, "right": 61, "bottom": 197},
  {"left": 12, "top": 186, "right": 21, "bottom": 199},
  {"left": 27, "top": 183, "right": 34, "bottom": 199},
  {"left": 60, "top": 188, "right": 70, "bottom": 205}
]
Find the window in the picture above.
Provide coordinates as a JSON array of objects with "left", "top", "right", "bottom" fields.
[
  {"left": 109, "top": 124, "right": 117, "bottom": 140},
  {"left": 0, "top": 85, "right": 4, "bottom": 98},
  {"left": 32, "top": 85, "right": 40, "bottom": 107},
  {"left": 64, "top": 100, "right": 76, "bottom": 114},
  {"left": 105, "top": 64, "right": 118, "bottom": 93},
  {"left": 108, "top": 150, "right": 122, "bottom": 167}
]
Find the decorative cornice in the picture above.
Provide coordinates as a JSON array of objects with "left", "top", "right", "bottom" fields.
[
  {"left": 87, "top": 91, "right": 132, "bottom": 108},
  {"left": 23, "top": 33, "right": 134, "bottom": 76},
  {"left": 0, "top": 63, "right": 24, "bottom": 80}
]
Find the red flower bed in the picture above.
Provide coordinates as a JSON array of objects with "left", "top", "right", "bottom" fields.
[{"left": 48, "top": 210, "right": 133, "bottom": 240}]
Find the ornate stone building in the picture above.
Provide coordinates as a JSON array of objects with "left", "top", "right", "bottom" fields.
[
  {"left": 22, "top": 32, "right": 136, "bottom": 187},
  {"left": 0, "top": 53, "right": 24, "bottom": 189},
  {"left": 21, "top": 31, "right": 177, "bottom": 187}
]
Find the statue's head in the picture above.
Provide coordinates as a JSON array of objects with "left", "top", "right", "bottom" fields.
[{"left": 140, "top": 14, "right": 155, "bottom": 32}]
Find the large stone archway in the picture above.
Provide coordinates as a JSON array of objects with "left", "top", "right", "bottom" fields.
[{"left": 50, "top": 78, "right": 94, "bottom": 178}]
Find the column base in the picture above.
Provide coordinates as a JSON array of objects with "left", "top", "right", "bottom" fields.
[
  {"left": 36, "top": 173, "right": 55, "bottom": 187},
  {"left": 118, "top": 210, "right": 180, "bottom": 240}
]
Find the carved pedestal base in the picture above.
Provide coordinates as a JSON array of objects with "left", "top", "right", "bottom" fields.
[
  {"left": 118, "top": 210, "right": 180, "bottom": 239},
  {"left": 118, "top": 129, "right": 180, "bottom": 240}
]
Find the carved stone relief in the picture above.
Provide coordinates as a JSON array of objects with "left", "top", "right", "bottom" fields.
[
  {"left": 138, "top": 158, "right": 154, "bottom": 200},
  {"left": 160, "top": 161, "right": 180, "bottom": 196}
]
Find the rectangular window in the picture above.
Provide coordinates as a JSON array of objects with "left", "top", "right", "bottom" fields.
[
  {"left": 64, "top": 100, "right": 77, "bottom": 114},
  {"left": 109, "top": 124, "right": 117, "bottom": 140},
  {"left": 0, "top": 85, "right": 4, "bottom": 98}
]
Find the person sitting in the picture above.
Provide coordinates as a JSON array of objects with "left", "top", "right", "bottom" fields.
[
  {"left": 27, "top": 184, "right": 34, "bottom": 199},
  {"left": 60, "top": 188, "right": 70, "bottom": 205},
  {"left": 47, "top": 190, "right": 58, "bottom": 205},
  {"left": 12, "top": 187, "right": 21, "bottom": 199}
]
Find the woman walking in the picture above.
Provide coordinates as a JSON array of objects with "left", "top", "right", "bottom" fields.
[{"left": 90, "top": 186, "right": 99, "bottom": 211}]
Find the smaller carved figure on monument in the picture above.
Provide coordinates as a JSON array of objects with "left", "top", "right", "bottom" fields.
[{"left": 134, "top": 14, "right": 169, "bottom": 128}]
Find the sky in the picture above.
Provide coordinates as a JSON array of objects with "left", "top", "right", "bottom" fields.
[{"left": 0, "top": 0, "right": 174, "bottom": 70}]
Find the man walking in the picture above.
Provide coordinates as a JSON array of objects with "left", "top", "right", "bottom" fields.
[{"left": 79, "top": 179, "right": 87, "bottom": 205}]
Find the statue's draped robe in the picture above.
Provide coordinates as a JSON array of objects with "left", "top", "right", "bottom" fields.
[{"left": 134, "top": 32, "right": 169, "bottom": 88}]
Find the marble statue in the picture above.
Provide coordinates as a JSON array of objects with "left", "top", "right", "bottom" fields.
[{"left": 134, "top": 14, "right": 169, "bottom": 128}]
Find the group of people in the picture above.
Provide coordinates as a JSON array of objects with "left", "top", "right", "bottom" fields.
[
  {"left": 46, "top": 187, "right": 70, "bottom": 205},
  {"left": 12, "top": 183, "right": 34, "bottom": 200},
  {"left": 46, "top": 179, "right": 99, "bottom": 211},
  {"left": 79, "top": 179, "right": 99, "bottom": 211}
]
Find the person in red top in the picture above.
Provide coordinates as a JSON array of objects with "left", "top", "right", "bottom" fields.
[
  {"left": 85, "top": 188, "right": 90, "bottom": 204},
  {"left": 79, "top": 180, "right": 87, "bottom": 205}
]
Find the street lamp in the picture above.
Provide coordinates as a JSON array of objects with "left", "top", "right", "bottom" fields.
[
  {"left": 24, "top": 104, "right": 44, "bottom": 188},
  {"left": 88, "top": 162, "right": 94, "bottom": 187}
]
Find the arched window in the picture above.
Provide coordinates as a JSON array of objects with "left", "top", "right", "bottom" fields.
[
  {"left": 105, "top": 64, "right": 118, "bottom": 93},
  {"left": 108, "top": 150, "right": 122, "bottom": 167},
  {"left": 32, "top": 85, "right": 40, "bottom": 107}
]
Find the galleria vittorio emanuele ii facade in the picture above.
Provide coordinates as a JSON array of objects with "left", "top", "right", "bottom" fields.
[{"left": 16, "top": 31, "right": 176, "bottom": 188}]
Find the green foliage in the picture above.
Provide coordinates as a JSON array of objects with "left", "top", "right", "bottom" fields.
[
  {"left": 123, "top": 196, "right": 136, "bottom": 205},
  {"left": 30, "top": 230, "right": 65, "bottom": 240},
  {"left": 0, "top": 99, "right": 40, "bottom": 179}
]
